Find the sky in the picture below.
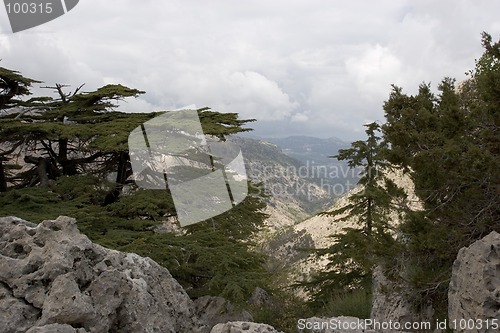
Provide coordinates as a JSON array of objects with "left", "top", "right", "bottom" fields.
[{"left": 1, "top": 0, "right": 499, "bottom": 141}]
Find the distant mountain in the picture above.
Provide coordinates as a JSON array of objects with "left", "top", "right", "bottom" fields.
[
  {"left": 228, "top": 135, "right": 361, "bottom": 230},
  {"left": 263, "top": 136, "right": 360, "bottom": 196},
  {"left": 263, "top": 136, "right": 350, "bottom": 166},
  {"left": 230, "top": 136, "right": 302, "bottom": 168},
  {"left": 228, "top": 136, "right": 333, "bottom": 229}
]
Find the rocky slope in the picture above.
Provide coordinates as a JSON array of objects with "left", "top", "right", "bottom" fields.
[
  {"left": 263, "top": 136, "right": 358, "bottom": 197},
  {"left": 232, "top": 136, "right": 333, "bottom": 230},
  {"left": 263, "top": 169, "right": 421, "bottom": 287}
]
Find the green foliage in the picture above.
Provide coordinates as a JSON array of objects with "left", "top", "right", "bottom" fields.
[
  {"left": 198, "top": 108, "right": 255, "bottom": 140},
  {"left": 321, "top": 289, "right": 372, "bottom": 319},
  {"left": 251, "top": 290, "right": 313, "bottom": 333},
  {"left": 0, "top": 175, "right": 270, "bottom": 305},
  {"left": 0, "top": 65, "right": 41, "bottom": 109},
  {"left": 382, "top": 32, "right": 500, "bottom": 312},
  {"left": 106, "top": 188, "right": 175, "bottom": 220},
  {"left": 169, "top": 184, "right": 269, "bottom": 302},
  {"left": 323, "top": 123, "right": 406, "bottom": 235},
  {"left": 0, "top": 187, "right": 60, "bottom": 215},
  {"left": 68, "top": 84, "right": 145, "bottom": 112}
]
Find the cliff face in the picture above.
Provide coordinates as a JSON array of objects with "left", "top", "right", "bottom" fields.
[
  {"left": 233, "top": 136, "right": 333, "bottom": 230},
  {"left": 263, "top": 169, "right": 420, "bottom": 291}
]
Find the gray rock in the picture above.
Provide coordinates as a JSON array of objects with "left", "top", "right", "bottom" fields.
[
  {"left": 0, "top": 281, "right": 41, "bottom": 333},
  {"left": 195, "top": 295, "right": 253, "bottom": 329},
  {"left": 210, "top": 321, "right": 284, "bottom": 333},
  {"left": 248, "top": 287, "right": 274, "bottom": 308},
  {"left": 370, "top": 266, "right": 433, "bottom": 331},
  {"left": 0, "top": 215, "right": 203, "bottom": 333},
  {"left": 448, "top": 231, "right": 500, "bottom": 333}
]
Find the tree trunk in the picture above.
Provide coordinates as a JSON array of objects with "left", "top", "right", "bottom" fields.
[
  {"left": 0, "top": 160, "right": 7, "bottom": 192},
  {"left": 58, "top": 138, "right": 78, "bottom": 175},
  {"left": 366, "top": 197, "right": 373, "bottom": 237},
  {"left": 103, "top": 151, "right": 130, "bottom": 205},
  {"left": 38, "top": 158, "right": 50, "bottom": 187},
  {"left": 24, "top": 156, "right": 50, "bottom": 187}
]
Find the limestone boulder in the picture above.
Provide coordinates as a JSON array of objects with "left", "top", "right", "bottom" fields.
[
  {"left": 0, "top": 215, "right": 203, "bottom": 333},
  {"left": 370, "top": 265, "right": 434, "bottom": 331},
  {"left": 195, "top": 295, "right": 253, "bottom": 329},
  {"left": 448, "top": 231, "right": 500, "bottom": 333},
  {"left": 210, "top": 321, "right": 284, "bottom": 333},
  {"left": 0, "top": 280, "right": 40, "bottom": 333}
]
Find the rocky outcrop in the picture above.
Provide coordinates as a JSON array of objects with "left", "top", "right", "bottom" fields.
[
  {"left": 0, "top": 215, "right": 290, "bottom": 333},
  {"left": 194, "top": 296, "right": 253, "bottom": 329},
  {"left": 370, "top": 266, "right": 434, "bottom": 331},
  {"left": 248, "top": 287, "right": 274, "bottom": 309},
  {"left": 0, "top": 279, "right": 41, "bottom": 333},
  {"left": 448, "top": 231, "right": 500, "bottom": 333},
  {"left": 3, "top": 214, "right": 500, "bottom": 333},
  {"left": 0, "top": 216, "right": 204, "bottom": 333},
  {"left": 210, "top": 321, "right": 284, "bottom": 333}
]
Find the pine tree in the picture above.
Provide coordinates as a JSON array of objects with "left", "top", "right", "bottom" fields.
[
  {"left": 0, "top": 66, "right": 41, "bottom": 109},
  {"left": 0, "top": 66, "right": 42, "bottom": 191},
  {"left": 304, "top": 122, "right": 405, "bottom": 308},
  {"left": 0, "top": 81, "right": 153, "bottom": 191},
  {"left": 381, "top": 32, "right": 500, "bottom": 311}
]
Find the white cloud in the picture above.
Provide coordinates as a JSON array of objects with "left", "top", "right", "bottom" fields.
[
  {"left": 0, "top": 35, "right": 10, "bottom": 53},
  {"left": 116, "top": 97, "right": 157, "bottom": 114},
  {"left": 291, "top": 112, "right": 309, "bottom": 123},
  {"left": 0, "top": 0, "right": 499, "bottom": 140},
  {"left": 346, "top": 44, "right": 403, "bottom": 102},
  {"left": 215, "top": 71, "right": 298, "bottom": 121}
]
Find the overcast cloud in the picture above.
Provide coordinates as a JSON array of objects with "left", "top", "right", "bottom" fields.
[{"left": 1, "top": 0, "right": 499, "bottom": 140}]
